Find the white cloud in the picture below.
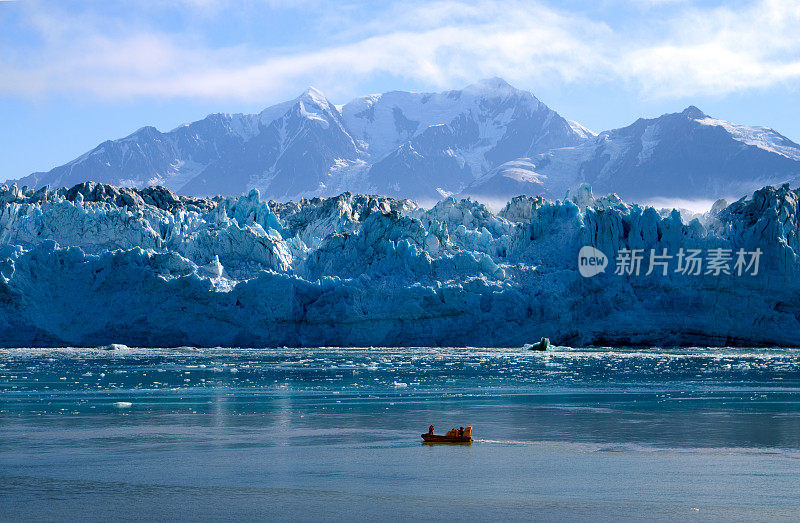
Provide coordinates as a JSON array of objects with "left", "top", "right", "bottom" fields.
[
  {"left": 0, "top": 0, "right": 798, "bottom": 102},
  {"left": 625, "top": 0, "right": 689, "bottom": 7},
  {"left": 620, "top": 0, "right": 800, "bottom": 97}
]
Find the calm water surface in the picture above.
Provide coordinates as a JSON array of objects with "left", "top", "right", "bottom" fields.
[{"left": 2, "top": 346, "right": 800, "bottom": 521}]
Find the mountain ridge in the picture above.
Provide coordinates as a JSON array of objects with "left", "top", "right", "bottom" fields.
[
  {"left": 524, "top": 105, "right": 800, "bottom": 201},
  {"left": 9, "top": 79, "right": 800, "bottom": 204}
]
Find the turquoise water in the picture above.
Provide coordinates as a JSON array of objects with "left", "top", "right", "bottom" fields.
[{"left": 2, "top": 347, "right": 800, "bottom": 521}]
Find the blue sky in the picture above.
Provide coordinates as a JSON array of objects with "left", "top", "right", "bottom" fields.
[{"left": 1, "top": 0, "right": 799, "bottom": 181}]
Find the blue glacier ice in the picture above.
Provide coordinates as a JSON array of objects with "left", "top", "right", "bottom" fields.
[{"left": 0, "top": 181, "right": 798, "bottom": 347}]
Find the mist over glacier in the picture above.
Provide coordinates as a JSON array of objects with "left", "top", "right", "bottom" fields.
[{"left": 0, "top": 181, "right": 798, "bottom": 348}]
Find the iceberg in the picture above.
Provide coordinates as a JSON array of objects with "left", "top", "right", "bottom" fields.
[{"left": 0, "top": 180, "right": 798, "bottom": 348}]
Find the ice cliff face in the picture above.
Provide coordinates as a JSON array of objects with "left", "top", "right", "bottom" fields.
[{"left": 0, "top": 181, "right": 798, "bottom": 347}]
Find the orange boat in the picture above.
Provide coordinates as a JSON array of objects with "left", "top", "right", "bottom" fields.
[{"left": 422, "top": 426, "right": 472, "bottom": 443}]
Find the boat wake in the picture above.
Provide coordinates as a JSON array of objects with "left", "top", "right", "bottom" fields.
[{"left": 473, "top": 439, "right": 542, "bottom": 446}]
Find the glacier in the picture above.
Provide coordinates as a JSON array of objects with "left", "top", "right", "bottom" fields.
[{"left": 0, "top": 181, "right": 799, "bottom": 348}]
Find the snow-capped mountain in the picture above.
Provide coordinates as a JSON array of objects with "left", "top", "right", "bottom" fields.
[
  {"left": 181, "top": 88, "right": 364, "bottom": 199},
  {"left": 343, "top": 77, "right": 586, "bottom": 167},
  {"left": 350, "top": 78, "right": 586, "bottom": 202},
  {"left": 14, "top": 104, "right": 294, "bottom": 193},
  {"left": 11, "top": 79, "right": 588, "bottom": 201},
  {"left": 522, "top": 106, "right": 800, "bottom": 201},
  {"left": 9, "top": 80, "right": 800, "bottom": 204}
]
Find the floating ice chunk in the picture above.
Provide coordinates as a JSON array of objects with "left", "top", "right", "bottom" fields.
[{"left": 101, "top": 344, "right": 129, "bottom": 351}]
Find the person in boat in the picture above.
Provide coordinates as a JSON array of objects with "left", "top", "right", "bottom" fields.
[{"left": 422, "top": 425, "right": 473, "bottom": 441}]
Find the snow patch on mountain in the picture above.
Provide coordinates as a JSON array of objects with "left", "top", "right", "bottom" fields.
[
  {"left": 696, "top": 116, "right": 800, "bottom": 161},
  {"left": 568, "top": 120, "right": 597, "bottom": 139},
  {"left": 296, "top": 87, "right": 334, "bottom": 129},
  {"left": 637, "top": 123, "right": 660, "bottom": 163}
]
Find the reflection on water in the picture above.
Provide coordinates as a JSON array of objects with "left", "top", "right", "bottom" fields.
[{"left": 2, "top": 347, "right": 800, "bottom": 520}]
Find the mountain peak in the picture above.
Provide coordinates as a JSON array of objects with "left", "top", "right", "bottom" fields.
[
  {"left": 462, "top": 77, "right": 519, "bottom": 95},
  {"left": 292, "top": 87, "right": 338, "bottom": 127},
  {"left": 298, "top": 86, "right": 330, "bottom": 107},
  {"left": 475, "top": 77, "right": 513, "bottom": 88},
  {"left": 681, "top": 106, "right": 706, "bottom": 119}
]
